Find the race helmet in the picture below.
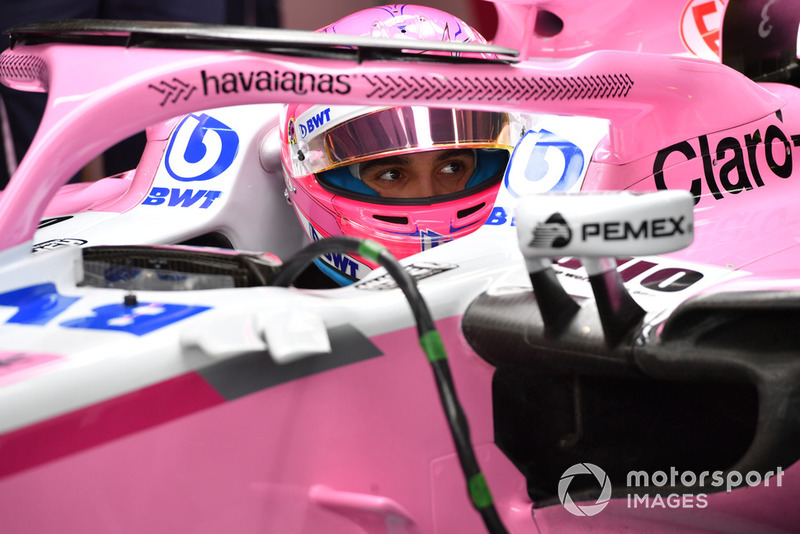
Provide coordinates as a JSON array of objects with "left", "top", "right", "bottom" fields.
[{"left": 278, "top": 5, "right": 520, "bottom": 284}]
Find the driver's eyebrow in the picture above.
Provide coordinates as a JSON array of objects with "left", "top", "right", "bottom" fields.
[
  {"left": 359, "top": 155, "right": 411, "bottom": 174},
  {"left": 433, "top": 149, "right": 473, "bottom": 161}
]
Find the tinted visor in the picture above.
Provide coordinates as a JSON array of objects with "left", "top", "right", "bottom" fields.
[{"left": 301, "top": 107, "right": 513, "bottom": 174}]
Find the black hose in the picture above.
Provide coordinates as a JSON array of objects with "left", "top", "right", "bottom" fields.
[{"left": 270, "top": 236, "right": 509, "bottom": 534}]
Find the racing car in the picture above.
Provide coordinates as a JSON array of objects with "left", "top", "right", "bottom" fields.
[{"left": 1, "top": 0, "right": 800, "bottom": 532}]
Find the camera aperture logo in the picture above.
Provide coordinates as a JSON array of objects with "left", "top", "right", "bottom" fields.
[
  {"left": 558, "top": 463, "right": 785, "bottom": 516},
  {"left": 558, "top": 463, "right": 612, "bottom": 516}
]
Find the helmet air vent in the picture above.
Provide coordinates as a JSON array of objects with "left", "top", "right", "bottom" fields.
[
  {"left": 373, "top": 214, "right": 409, "bottom": 225},
  {"left": 457, "top": 203, "right": 485, "bottom": 218}
]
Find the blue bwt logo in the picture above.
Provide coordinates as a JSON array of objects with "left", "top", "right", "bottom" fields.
[
  {"left": 298, "top": 108, "right": 331, "bottom": 138},
  {"left": 504, "top": 129, "right": 585, "bottom": 197},
  {"left": 166, "top": 113, "right": 239, "bottom": 182}
]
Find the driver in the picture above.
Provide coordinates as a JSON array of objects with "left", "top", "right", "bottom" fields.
[{"left": 277, "top": 5, "right": 522, "bottom": 286}]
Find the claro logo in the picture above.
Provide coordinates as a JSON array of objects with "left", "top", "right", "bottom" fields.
[{"left": 653, "top": 112, "right": 800, "bottom": 205}]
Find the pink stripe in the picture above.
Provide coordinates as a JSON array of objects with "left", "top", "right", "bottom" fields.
[
  {"left": 0, "top": 372, "right": 225, "bottom": 478},
  {"left": 0, "top": 351, "right": 62, "bottom": 386}
]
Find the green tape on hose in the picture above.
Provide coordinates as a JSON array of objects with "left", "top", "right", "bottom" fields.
[
  {"left": 357, "top": 239, "right": 386, "bottom": 262},
  {"left": 420, "top": 330, "right": 447, "bottom": 363},
  {"left": 468, "top": 473, "right": 494, "bottom": 509}
]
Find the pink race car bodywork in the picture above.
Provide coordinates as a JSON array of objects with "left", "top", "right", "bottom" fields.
[{"left": 1, "top": 1, "right": 799, "bottom": 532}]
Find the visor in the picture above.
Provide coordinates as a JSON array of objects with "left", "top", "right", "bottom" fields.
[
  {"left": 319, "top": 148, "right": 509, "bottom": 198},
  {"left": 299, "top": 107, "right": 514, "bottom": 174}
]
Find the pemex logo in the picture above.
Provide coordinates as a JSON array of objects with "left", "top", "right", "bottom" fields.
[
  {"left": 558, "top": 463, "right": 612, "bottom": 516},
  {"left": 530, "top": 212, "right": 572, "bottom": 249}
]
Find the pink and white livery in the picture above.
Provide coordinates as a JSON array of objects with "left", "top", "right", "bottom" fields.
[{"left": 0, "top": 1, "right": 799, "bottom": 533}]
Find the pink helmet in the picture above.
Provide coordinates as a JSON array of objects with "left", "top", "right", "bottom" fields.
[{"left": 279, "top": 5, "right": 519, "bottom": 284}]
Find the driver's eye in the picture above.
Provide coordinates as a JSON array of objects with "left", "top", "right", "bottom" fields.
[
  {"left": 376, "top": 169, "right": 402, "bottom": 182},
  {"left": 440, "top": 161, "right": 464, "bottom": 174}
]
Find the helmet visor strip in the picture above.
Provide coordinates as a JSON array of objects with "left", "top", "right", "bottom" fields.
[{"left": 299, "top": 107, "right": 513, "bottom": 175}]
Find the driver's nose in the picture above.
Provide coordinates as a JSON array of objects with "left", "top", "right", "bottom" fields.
[
  {"left": 411, "top": 175, "right": 437, "bottom": 197},
  {"left": 410, "top": 173, "right": 461, "bottom": 197}
]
